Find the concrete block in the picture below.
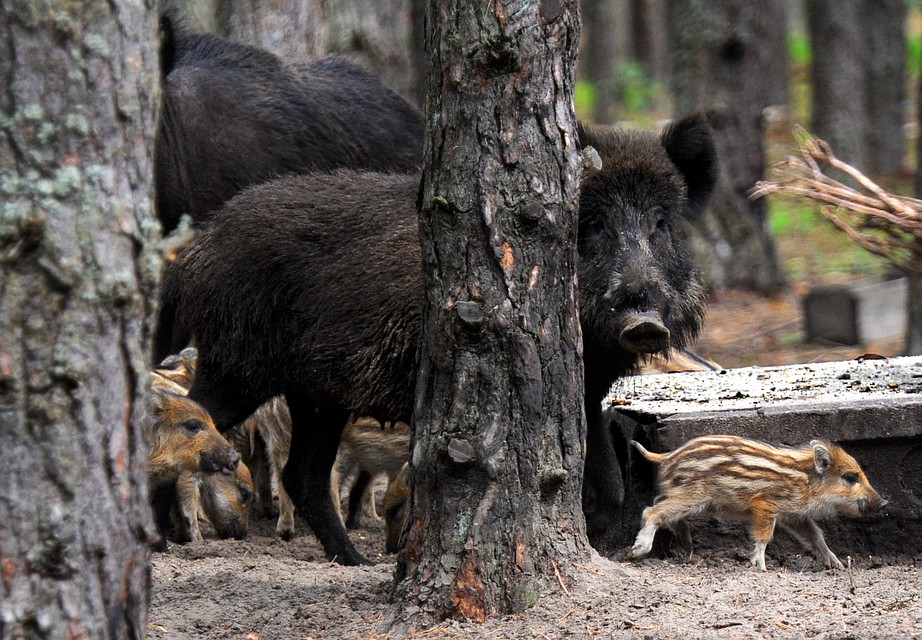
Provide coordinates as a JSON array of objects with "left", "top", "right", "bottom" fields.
[
  {"left": 602, "top": 356, "right": 922, "bottom": 558},
  {"left": 803, "top": 276, "right": 907, "bottom": 345}
]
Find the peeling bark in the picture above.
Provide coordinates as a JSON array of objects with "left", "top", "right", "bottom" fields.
[
  {"left": 0, "top": 2, "right": 160, "bottom": 637},
  {"left": 389, "top": 0, "right": 588, "bottom": 629}
]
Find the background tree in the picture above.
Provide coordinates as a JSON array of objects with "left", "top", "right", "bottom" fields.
[
  {"left": 666, "top": 0, "right": 788, "bottom": 292},
  {"left": 629, "top": 0, "right": 671, "bottom": 86},
  {"left": 214, "top": 0, "right": 328, "bottom": 61},
  {"left": 0, "top": 1, "right": 161, "bottom": 637},
  {"left": 807, "top": 0, "right": 906, "bottom": 177},
  {"left": 578, "top": 0, "right": 629, "bottom": 123},
  {"left": 390, "top": 0, "right": 589, "bottom": 627}
]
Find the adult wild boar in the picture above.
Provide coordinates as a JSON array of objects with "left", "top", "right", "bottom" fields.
[
  {"left": 157, "top": 114, "right": 717, "bottom": 565},
  {"left": 155, "top": 16, "right": 424, "bottom": 234}
]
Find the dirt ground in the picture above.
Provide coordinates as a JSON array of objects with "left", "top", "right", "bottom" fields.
[{"left": 149, "top": 289, "right": 920, "bottom": 639}]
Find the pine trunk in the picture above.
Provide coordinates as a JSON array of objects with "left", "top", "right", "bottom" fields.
[
  {"left": 0, "top": 2, "right": 160, "bottom": 638},
  {"left": 325, "top": 0, "right": 418, "bottom": 104},
  {"left": 668, "top": 0, "right": 787, "bottom": 292},
  {"left": 215, "top": 0, "right": 329, "bottom": 60},
  {"left": 390, "top": 0, "right": 588, "bottom": 627}
]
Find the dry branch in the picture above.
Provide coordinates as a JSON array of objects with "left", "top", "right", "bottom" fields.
[{"left": 751, "top": 129, "right": 922, "bottom": 273}]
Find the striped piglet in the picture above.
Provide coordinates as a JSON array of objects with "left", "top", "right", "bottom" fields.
[{"left": 628, "top": 435, "right": 887, "bottom": 570}]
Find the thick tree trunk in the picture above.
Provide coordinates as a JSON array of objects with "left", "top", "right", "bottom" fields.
[
  {"left": 668, "top": 0, "right": 787, "bottom": 292},
  {"left": 808, "top": 0, "right": 906, "bottom": 177},
  {"left": 0, "top": 3, "right": 160, "bottom": 638},
  {"left": 863, "top": 0, "right": 907, "bottom": 176},
  {"left": 907, "top": 272, "right": 922, "bottom": 355},
  {"left": 390, "top": 0, "right": 588, "bottom": 628},
  {"left": 630, "top": 0, "right": 671, "bottom": 84},
  {"left": 325, "top": 0, "right": 418, "bottom": 104},
  {"left": 578, "top": 0, "right": 629, "bottom": 123},
  {"left": 215, "top": 0, "right": 328, "bottom": 60}
]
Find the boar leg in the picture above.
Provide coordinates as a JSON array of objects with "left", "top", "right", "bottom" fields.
[
  {"left": 628, "top": 496, "right": 704, "bottom": 560},
  {"left": 779, "top": 516, "right": 843, "bottom": 570},
  {"left": 282, "top": 395, "right": 368, "bottom": 566},
  {"left": 748, "top": 500, "right": 777, "bottom": 571},
  {"left": 666, "top": 519, "right": 694, "bottom": 559},
  {"left": 174, "top": 472, "right": 204, "bottom": 543}
]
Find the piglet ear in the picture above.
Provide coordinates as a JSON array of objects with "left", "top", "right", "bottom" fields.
[
  {"left": 661, "top": 112, "right": 718, "bottom": 219},
  {"left": 811, "top": 440, "right": 832, "bottom": 475}
]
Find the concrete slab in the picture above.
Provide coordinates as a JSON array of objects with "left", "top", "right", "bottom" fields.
[
  {"left": 601, "top": 356, "right": 922, "bottom": 559},
  {"left": 803, "top": 277, "right": 908, "bottom": 345}
]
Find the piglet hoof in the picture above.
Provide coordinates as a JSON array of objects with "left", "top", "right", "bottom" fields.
[
  {"left": 825, "top": 555, "right": 844, "bottom": 571},
  {"left": 277, "top": 527, "right": 295, "bottom": 542},
  {"left": 626, "top": 546, "right": 648, "bottom": 562}
]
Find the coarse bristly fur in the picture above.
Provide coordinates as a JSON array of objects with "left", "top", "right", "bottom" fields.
[
  {"left": 154, "top": 14, "right": 424, "bottom": 235},
  {"left": 628, "top": 435, "right": 888, "bottom": 570},
  {"left": 157, "top": 114, "right": 718, "bottom": 565}
]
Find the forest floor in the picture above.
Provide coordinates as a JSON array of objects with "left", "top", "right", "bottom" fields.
[{"left": 148, "top": 285, "right": 919, "bottom": 640}]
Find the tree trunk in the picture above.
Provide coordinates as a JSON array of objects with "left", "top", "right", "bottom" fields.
[
  {"left": 578, "top": 0, "right": 629, "bottom": 123},
  {"left": 863, "top": 0, "right": 907, "bottom": 176},
  {"left": 907, "top": 272, "right": 922, "bottom": 355},
  {"left": 409, "top": 0, "right": 427, "bottom": 108},
  {"left": 630, "top": 0, "right": 671, "bottom": 84},
  {"left": 390, "top": 0, "right": 588, "bottom": 628},
  {"left": 325, "top": 0, "right": 418, "bottom": 104},
  {"left": 215, "top": 0, "right": 328, "bottom": 61},
  {"left": 667, "top": 0, "right": 787, "bottom": 292},
  {"left": 0, "top": 2, "right": 161, "bottom": 638},
  {"left": 808, "top": 0, "right": 906, "bottom": 177}
]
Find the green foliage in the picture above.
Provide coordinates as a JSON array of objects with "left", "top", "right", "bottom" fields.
[
  {"left": 787, "top": 32, "right": 811, "bottom": 70},
  {"left": 574, "top": 80, "right": 597, "bottom": 123},
  {"left": 612, "top": 62, "right": 665, "bottom": 117},
  {"left": 769, "top": 200, "right": 892, "bottom": 284},
  {"left": 907, "top": 31, "right": 922, "bottom": 79}
]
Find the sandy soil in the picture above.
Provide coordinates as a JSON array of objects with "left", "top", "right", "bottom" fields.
[
  {"left": 149, "top": 515, "right": 921, "bottom": 639},
  {"left": 149, "top": 290, "right": 920, "bottom": 639}
]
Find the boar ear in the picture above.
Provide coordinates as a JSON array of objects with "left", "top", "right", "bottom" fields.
[
  {"left": 811, "top": 440, "right": 832, "bottom": 475},
  {"left": 661, "top": 112, "right": 718, "bottom": 219}
]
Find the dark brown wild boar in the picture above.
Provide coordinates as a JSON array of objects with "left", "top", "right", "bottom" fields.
[{"left": 628, "top": 435, "right": 887, "bottom": 570}]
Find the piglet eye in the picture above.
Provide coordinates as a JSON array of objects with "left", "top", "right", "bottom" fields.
[
  {"left": 842, "top": 472, "right": 859, "bottom": 485},
  {"left": 181, "top": 419, "right": 205, "bottom": 434}
]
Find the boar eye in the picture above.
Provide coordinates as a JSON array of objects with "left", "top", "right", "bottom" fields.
[
  {"left": 181, "top": 419, "right": 206, "bottom": 434},
  {"left": 842, "top": 472, "right": 859, "bottom": 485},
  {"left": 649, "top": 207, "right": 667, "bottom": 236}
]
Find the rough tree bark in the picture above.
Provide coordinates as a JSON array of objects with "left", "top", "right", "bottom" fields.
[
  {"left": 667, "top": 0, "right": 787, "bottom": 292},
  {"left": 0, "top": 2, "right": 161, "bottom": 638},
  {"left": 390, "top": 0, "right": 588, "bottom": 628},
  {"left": 808, "top": 0, "right": 906, "bottom": 177}
]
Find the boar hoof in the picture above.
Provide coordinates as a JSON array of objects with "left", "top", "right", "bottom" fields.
[{"left": 619, "top": 312, "right": 671, "bottom": 354}]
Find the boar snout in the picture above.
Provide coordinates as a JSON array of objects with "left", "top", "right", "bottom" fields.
[
  {"left": 619, "top": 311, "right": 671, "bottom": 354},
  {"left": 200, "top": 447, "right": 240, "bottom": 474}
]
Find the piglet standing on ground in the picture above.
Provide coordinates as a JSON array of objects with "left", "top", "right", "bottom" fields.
[
  {"left": 157, "top": 114, "right": 717, "bottom": 565},
  {"left": 628, "top": 435, "right": 888, "bottom": 570}
]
